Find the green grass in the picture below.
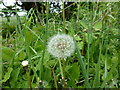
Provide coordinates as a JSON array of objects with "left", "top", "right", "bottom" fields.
[{"left": 1, "top": 2, "right": 119, "bottom": 88}]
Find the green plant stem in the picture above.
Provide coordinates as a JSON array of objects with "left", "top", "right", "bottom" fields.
[
  {"left": 39, "top": 1, "right": 49, "bottom": 82},
  {"left": 58, "top": 58, "right": 63, "bottom": 78},
  {"left": 61, "top": 1, "right": 66, "bottom": 86},
  {"left": 62, "top": 0, "right": 66, "bottom": 33},
  {"left": 58, "top": 58, "right": 66, "bottom": 88},
  {"left": 105, "top": 56, "right": 107, "bottom": 79},
  {"left": 77, "top": 2, "right": 80, "bottom": 32},
  {"left": 26, "top": 67, "right": 32, "bottom": 89},
  {"left": 46, "top": 1, "right": 49, "bottom": 32},
  {"left": 62, "top": 59, "right": 66, "bottom": 88},
  {"left": 82, "top": 32, "right": 86, "bottom": 56}
]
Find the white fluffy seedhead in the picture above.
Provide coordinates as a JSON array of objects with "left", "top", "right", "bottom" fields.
[
  {"left": 47, "top": 34, "right": 75, "bottom": 59},
  {"left": 22, "top": 60, "right": 28, "bottom": 67}
]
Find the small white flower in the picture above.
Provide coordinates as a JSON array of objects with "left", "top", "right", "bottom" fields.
[
  {"left": 47, "top": 34, "right": 75, "bottom": 58},
  {"left": 22, "top": 60, "right": 28, "bottom": 67}
]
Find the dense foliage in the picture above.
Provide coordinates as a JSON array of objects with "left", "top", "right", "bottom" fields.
[{"left": 1, "top": 2, "right": 119, "bottom": 88}]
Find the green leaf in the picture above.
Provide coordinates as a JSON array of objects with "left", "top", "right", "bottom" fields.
[
  {"left": 42, "top": 68, "right": 52, "bottom": 83},
  {"left": 10, "top": 67, "right": 21, "bottom": 88},
  {"left": 24, "top": 30, "right": 33, "bottom": 45},
  {"left": 75, "top": 35, "right": 81, "bottom": 41},
  {"left": 20, "top": 81, "right": 29, "bottom": 88},
  {"left": 18, "top": 51, "right": 26, "bottom": 60},
  {"left": 80, "top": 20, "right": 88, "bottom": 29},
  {"left": 1, "top": 67, "right": 13, "bottom": 83},
  {"left": 47, "top": 60, "right": 56, "bottom": 68},
  {"left": 93, "top": 21, "right": 102, "bottom": 30},
  {"left": 108, "top": 14, "right": 115, "bottom": 20},
  {"left": 2, "top": 46, "right": 15, "bottom": 61},
  {"left": 32, "top": 83, "right": 38, "bottom": 88},
  {"left": 101, "top": 64, "right": 117, "bottom": 88},
  {"left": 67, "top": 78, "right": 76, "bottom": 88},
  {"left": 78, "top": 42, "right": 83, "bottom": 49},
  {"left": 65, "top": 65, "right": 72, "bottom": 72},
  {"left": 43, "top": 52, "right": 50, "bottom": 69},
  {"left": 92, "top": 63, "right": 100, "bottom": 88},
  {"left": 85, "top": 33, "right": 93, "bottom": 44},
  {"left": 69, "top": 63, "right": 80, "bottom": 81},
  {"left": 74, "top": 38, "right": 91, "bottom": 87}
]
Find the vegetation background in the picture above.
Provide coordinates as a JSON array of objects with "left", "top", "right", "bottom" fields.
[{"left": 0, "top": 0, "right": 119, "bottom": 88}]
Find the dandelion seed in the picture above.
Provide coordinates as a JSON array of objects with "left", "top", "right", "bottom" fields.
[{"left": 47, "top": 34, "right": 75, "bottom": 58}]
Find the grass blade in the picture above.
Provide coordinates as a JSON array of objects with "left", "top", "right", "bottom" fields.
[{"left": 74, "top": 38, "right": 91, "bottom": 88}]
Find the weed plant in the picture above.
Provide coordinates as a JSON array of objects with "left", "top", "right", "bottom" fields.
[{"left": 1, "top": 2, "right": 119, "bottom": 88}]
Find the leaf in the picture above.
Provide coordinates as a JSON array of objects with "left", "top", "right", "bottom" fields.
[
  {"left": 80, "top": 20, "right": 88, "bottom": 29},
  {"left": 20, "top": 81, "right": 29, "bottom": 88},
  {"left": 1, "top": 67, "right": 13, "bottom": 83},
  {"left": 67, "top": 78, "right": 76, "bottom": 88},
  {"left": 75, "top": 35, "right": 81, "bottom": 41},
  {"left": 18, "top": 51, "right": 26, "bottom": 60},
  {"left": 78, "top": 42, "right": 83, "bottom": 49},
  {"left": 93, "top": 21, "right": 102, "bottom": 30},
  {"left": 93, "top": 63, "right": 100, "bottom": 88},
  {"left": 65, "top": 65, "right": 72, "bottom": 72},
  {"left": 42, "top": 68, "right": 52, "bottom": 83},
  {"left": 43, "top": 52, "right": 50, "bottom": 69},
  {"left": 68, "top": 63, "right": 80, "bottom": 81},
  {"left": 101, "top": 64, "right": 117, "bottom": 88},
  {"left": 10, "top": 67, "right": 21, "bottom": 88},
  {"left": 24, "top": 30, "right": 33, "bottom": 45},
  {"left": 2, "top": 46, "right": 15, "bottom": 61},
  {"left": 108, "top": 14, "right": 115, "bottom": 20},
  {"left": 74, "top": 37, "right": 91, "bottom": 87},
  {"left": 85, "top": 33, "right": 93, "bottom": 44},
  {"left": 47, "top": 60, "right": 56, "bottom": 68},
  {"left": 32, "top": 83, "right": 38, "bottom": 88}
]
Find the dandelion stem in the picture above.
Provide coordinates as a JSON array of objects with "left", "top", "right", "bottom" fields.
[
  {"left": 58, "top": 58, "right": 66, "bottom": 88},
  {"left": 26, "top": 67, "right": 32, "bottom": 89},
  {"left": 62, "top": 59, "right": 66, "bottom": 88},
  {"left": 52, "top": 68, "right": 58, "bottom": 89},
  {"left": 58, "top": 58, "right": 64, "bottom": 78}
]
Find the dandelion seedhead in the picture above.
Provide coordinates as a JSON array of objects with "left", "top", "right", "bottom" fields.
[
  {"left": 47, "top": 34, "right": 75, "bottom": 59},
  {"left": 22, "top": 60, "right": 28, "bottom": 67}
]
